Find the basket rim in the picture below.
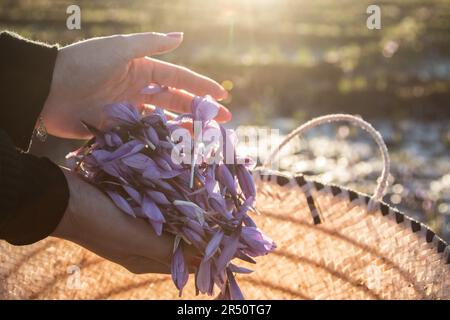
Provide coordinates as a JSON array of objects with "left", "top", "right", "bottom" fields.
[{"left": 252, "top": 168, "right": 450, "bottom": 266}]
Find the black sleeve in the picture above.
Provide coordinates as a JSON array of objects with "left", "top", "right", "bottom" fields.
[{"left": 0, "top": 31, "right": 69, "bottom": 245}]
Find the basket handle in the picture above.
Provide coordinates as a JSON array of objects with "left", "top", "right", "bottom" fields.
[{"left": 263, "top": 114, "right": 390, "bottom": 211}]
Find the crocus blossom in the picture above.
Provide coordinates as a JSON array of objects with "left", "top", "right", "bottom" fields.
[{"left": 67, "top": 89, "right": 275, "bottom": 299}]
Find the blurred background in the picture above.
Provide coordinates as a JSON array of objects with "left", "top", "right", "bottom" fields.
[{"left": 1, "top": 0, "right": 449, "bottom": 240}]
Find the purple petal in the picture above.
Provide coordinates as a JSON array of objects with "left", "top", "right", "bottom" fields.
[
  {"left": 241, "top": 226, "right": 276, "bottom": 257},
  {"left": 226, "top": 268, "right": 245, "bottom": 300},
  {"left": 122, "top": 185, "right": 142, "bottom": 204},
  {"left": 204, "top": 166, "right": 216, "bottom": 194},
  {"left": 153, "top": 107, "right": 168, "bottom": 123},
  {"left": 106, "top": 190, "right": 135, "bottom": 217},
  {"left": 215, "top": 227, "right": 241, "bottom": 273},
  {"left": 110, "top": 140, "right": 145, "bottom": 159},
  {"left": 235, "top": 250, "right": 257, "bottom": 264},
  {"left": 204, "top": 231, "right": 224, "bottom": 261},
  {"left": 208, "top": 193, "right": 233, "bottom": 220},
  {"left": 243, "top": 215, "right": 257, "bottom": 228},
  {"left": 154, "top": 179, "right": 177, "bottom": 193},
  {"left": 235, "top": 164, "right": 256, "bottom": 199},
  {"left": 142, "top": 196, "right": 165, "bottom": 222},
  {"left": 101, "top": 162, "right": 122, "bottom": 177},
  {"left": 174, "top": 200, "right": 205, "bottom": 224},
  {"left": 149, "top": 220, "right": 163, "bottom": 236},
  {"left": 171, "top": 246, "right": 189, "bottom": 296},
  {"left": 161, "top": 152, "right": 183, "bottom": 170},
  {"left": 142, "top": 167, "right": 162, "bottom": 180},
  {"left": 216, "top": 164, "right": 237, "bottom": 197},
  {"left": 146, "top": 190, "right": 171, "bottom": 205},
  {"left": 183, "top": 227, "right": 206, "bottom": 249},
  {"left": 105, "top": 132, "right": 123, "bottom": 147},
  {"left": 235, "top": 196, "right": 255, "bottom": 220},
  {"left": 104, "top": 103, "right": 140, "bottom": 126},
  {"left": 228, "top": 263, "right": 253, "bottom": 274},
  {"left": 92, "top": 150, "right": 111, "bottom": 163},
  {"left": 196, "top": 259, "right": 212, "bottom": 294},
  {"left": 186, "top": 219, "right": 206, "bottom": 237},
  {"left": 160, "top": 170, "right": 182, "bottom": 179},
  {"left": 154, "top": 157, "right": 172, "bottom": 171},
  {"left": 192, "top": 95, "right": 220, "bottom": 122},
  {"left": 122, "top": 153, "right": 155, "bottom": 170},
  {"left": 145, "top": 126, "right": 160, "bottom": 147}
]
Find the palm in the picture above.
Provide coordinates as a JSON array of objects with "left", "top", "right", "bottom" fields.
[{"left": 102, "top": 58, "right": 151, "bottom": 106}]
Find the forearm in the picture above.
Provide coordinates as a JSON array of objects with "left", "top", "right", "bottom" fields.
[
  {"left": 0, "top": 31, "right": 69, "bottom": 245},
  {"left": 0, "top": 31, "right": 58, "bottom": 151}
]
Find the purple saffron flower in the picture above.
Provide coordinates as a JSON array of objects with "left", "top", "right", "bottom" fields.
[
  {"left": 171, "top": 246, "right": 189, "bottom": 296},
  {"left": 68, "top": 99, "right": 275, "bottom": 300},
  {"left": 241, "top": 226, "right": 276, "bottom": 257},
  {"left": 192, "top": 95, "right": 220, "bottom": 122}
]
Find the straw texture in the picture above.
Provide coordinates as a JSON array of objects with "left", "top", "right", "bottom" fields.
[{"left": 0, "top": 169, "right": 448, "bottom": 299}]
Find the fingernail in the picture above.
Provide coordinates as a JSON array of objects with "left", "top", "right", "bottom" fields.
[{"left": 166, "top": 32, "right": 184, "bottom": 39}]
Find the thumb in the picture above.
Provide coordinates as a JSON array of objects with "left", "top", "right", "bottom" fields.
[{"left": 125, "top": 31, "right": 183, "bottom": 58}]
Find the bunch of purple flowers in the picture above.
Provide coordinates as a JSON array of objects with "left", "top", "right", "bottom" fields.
[{"left": 66, "top": 86, "right": 276, "bottom": 299}]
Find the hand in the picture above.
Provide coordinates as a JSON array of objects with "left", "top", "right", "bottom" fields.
[
  {"left": 41, "top": 32, "right": 230, "bottom": 139},
  {"left": 52, "top": 168, "right": 199, "bottom": 274}
]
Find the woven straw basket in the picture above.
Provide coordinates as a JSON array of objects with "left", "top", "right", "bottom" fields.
[{"left": 0, "top": 115, "right": 449, "bottom": 299}]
